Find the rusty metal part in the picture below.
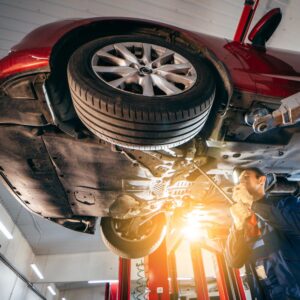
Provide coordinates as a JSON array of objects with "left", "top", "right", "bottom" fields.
[
  {"left": 253, "top": 92, "right": 300, "bottom": 133},
  {"left": 105, "top": 139, "right": 210, "bottom": 219},
  {"left": 122, "top": 138, "right": 207, "bottom": 179},
  {"left": 109, "top": 194, "right": 166, "bottom": 219},
  {"left": 206, "top": 113, "right": 226, "bottom": 147}
]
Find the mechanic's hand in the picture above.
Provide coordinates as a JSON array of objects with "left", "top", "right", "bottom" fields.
[
  {"left": 230, "top": 203, "right": 252, "bottom": 231},
  {"left": 232, "top": 183, "right": 254, "bottom": 208}
]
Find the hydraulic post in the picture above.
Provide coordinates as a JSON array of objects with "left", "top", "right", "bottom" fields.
[
  {"left": 146, "top": 238, "right": 170, "bottom": 300},
  {"left": 190, "top": 242, "right": 209, "bottom": 300},
  {"left": 215, "top": 253, "right": 230, "bottom": 300},
  {"left": 110, "top": 282, "right": 118, "bottom": 300}
]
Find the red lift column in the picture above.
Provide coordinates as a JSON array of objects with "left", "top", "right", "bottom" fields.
[
  {"left": 118, "top": 257, "right": 131, "bottom": 300},
  {"left": 215, "top": 254, "right": 230, "bottom": 300},
  {"left": 234, "top": 0, "right": 260, "bottom": 43},
  {"left": 146, "top": 238, "right": 170, "bottom": 300},
  {"left": 168, "top": 250, "right": 179, "bottom": 300},
  {"left": 234, "top": 269, "right": 247, "bottom": 300},
  {"left": 105, "top": 282, "right": 110, "bottom": 300},
  {"left": 110, "top": 282, "right": 118, "bottom": 300},
  {"left": 190, "top": 242, "right": 209, "bottom": 300}
]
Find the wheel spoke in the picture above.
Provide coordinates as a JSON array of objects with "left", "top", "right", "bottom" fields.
[
  {"left": 156, "top": 70, "right": 196, "bottom": 87},
  {"left": 142, "top": 43, "right": 152, "bottom": 64},
  {"left": 141, "top": 75, "right": 154, "bottom": 96},
  {"left": 151, "top": 49, "right": 174, "bottom": 68},
  {"left": 156, "top": 63, "right": 192, "bottom": 73},
  {"left": 93, "top": 66, "right": 137, "bottom": 76},
  {"left": 151, "top": 74, "right": 182, "bottom": 95},
  {"left": 114, "top": 44, "right": 139, "bottom": 64},
  {"left": 96, "top": 50, "right": 129, "bottom": 66},
  {"left": 109, "top": 73, "right": 138, "bottom": 88}
]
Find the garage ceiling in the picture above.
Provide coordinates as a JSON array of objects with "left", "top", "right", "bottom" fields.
[{"left": 1, "top": 0, "right": 297, "bottom": 60}]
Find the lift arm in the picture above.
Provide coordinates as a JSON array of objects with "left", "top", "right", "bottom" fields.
[{"left": 253, "top": 92, "right": 300, "bottom": 133}]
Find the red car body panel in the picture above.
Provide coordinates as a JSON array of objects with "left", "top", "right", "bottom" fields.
[
  {"left": 0, "top": 18, "right": 94, "bottom": 80},
  {"left": 0, "top": 17, "right": 300, "bottom": 99},
  {"left": 224, "top": 42, "right": 300, "bottom": 98}
]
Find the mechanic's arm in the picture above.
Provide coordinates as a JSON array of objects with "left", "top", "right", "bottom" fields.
[
  {"left": 252, "top": 196, "right": 300, "bottom": 235},
  {"left": 225, "top": 226, "right": 252, "bottom": 268},
  {"left": 225, "top": 203, "right": 252, "bottom": 268}
]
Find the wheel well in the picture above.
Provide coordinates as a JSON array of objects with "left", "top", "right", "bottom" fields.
[{"left": 47, "top": 19, "right": 232, "bottom": 127}]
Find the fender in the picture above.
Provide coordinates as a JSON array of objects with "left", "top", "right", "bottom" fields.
[{"left": 0, "top": 17, "right": 233, "bottom": 99}]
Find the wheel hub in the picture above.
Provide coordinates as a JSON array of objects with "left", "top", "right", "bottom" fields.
[{"left": 139, "top": 66, "right": 152, "bottom": 76}]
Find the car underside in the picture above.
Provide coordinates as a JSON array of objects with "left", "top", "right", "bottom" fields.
[{"left": 1, "top": 73, "right": 299, "bottom": 227}]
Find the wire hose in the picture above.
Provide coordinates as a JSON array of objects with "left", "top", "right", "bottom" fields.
[{"left": 132, "top": 260, "right": 149, "bottom": 300}]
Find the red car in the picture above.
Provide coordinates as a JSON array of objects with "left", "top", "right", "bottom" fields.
[{"left": 1, "top": 3, "right": 300, "bottom": 258}]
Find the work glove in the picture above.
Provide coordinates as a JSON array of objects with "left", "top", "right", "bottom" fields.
[
  {"left": 230, "top": 202, "right": 252, "bottom": 231},
  {"left": 232, "top": 183, "right": 254, "bottom": 208}
]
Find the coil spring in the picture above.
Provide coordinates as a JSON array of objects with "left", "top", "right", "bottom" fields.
[{"left": 132, "top": 260, "right": 149, "bottom": 300}]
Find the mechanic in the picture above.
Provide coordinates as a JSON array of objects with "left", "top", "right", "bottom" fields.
[{"left": 225, "top": 167, "right": 300, "bottom": 300}]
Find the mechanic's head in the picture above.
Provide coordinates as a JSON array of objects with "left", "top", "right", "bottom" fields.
[{"left": 235, "top": 167, "right": 267, "bottom": 200}]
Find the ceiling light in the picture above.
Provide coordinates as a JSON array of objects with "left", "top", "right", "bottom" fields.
[
  {"left": 30, "top": 264, "right": 44, "bottom": 280},
  {"left": 88, "top": 280, "right": 118, "bottom": 284},
  {"left": 62, "top": 298, "right": 66, "bottom": 300},
  {"left": 47, "top": 286, "right": 56, "bottom": 296},
  {"left": 0, "top": 220, "right": 13, "bottom": 240}
]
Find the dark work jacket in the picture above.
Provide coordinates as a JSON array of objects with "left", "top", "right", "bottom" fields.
[{"left": 225, "top": 196, "right": 300, "bottom": 300}]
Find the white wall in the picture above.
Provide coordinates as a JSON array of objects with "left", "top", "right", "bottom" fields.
[
  {"left": 60, "top": 286, "right": 106, "bottom": 300},
  {"left": 0, "top": 201, "right": 56, "bottom": 300},
  {"left": 267, "top": 0, "right": 300, "bottom": 51},
  {"left": 35, "top": 251, "right": 119, "bottom": 282},
  {"left": 0, "top": 263, "right": 42, "bottom": 300},
  {"left": 35, "top": 251, "right": 147, "bottom": 282}
]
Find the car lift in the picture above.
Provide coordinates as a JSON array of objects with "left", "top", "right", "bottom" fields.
[
  {"left": 104, "top": 1, "right": 261, "bottom": 299},
  {"left": 104, "top": 234, "right": 247, "bottom": 300}
]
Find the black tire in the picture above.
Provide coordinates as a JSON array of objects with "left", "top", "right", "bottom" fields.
[
  {"left": 67, "top": 35, "right": 215, "bottom": 150},
  {"left": 100, "top": 213, "right": 166, "bottom": 259}
]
